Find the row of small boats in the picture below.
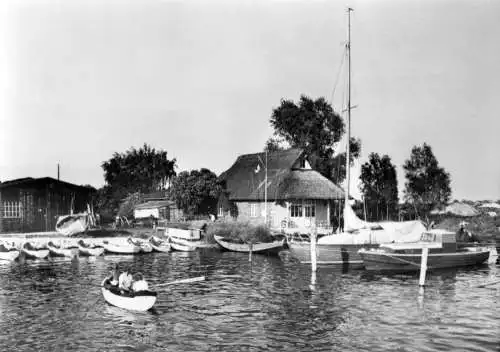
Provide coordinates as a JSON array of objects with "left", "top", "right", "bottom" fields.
[{"left": 0, "top": 236, "right": 174, "bottom": 262}]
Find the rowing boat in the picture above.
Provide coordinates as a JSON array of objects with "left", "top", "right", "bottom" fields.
[
  {"left": 127, "top": 238, "right": 153, "bottom": 253},
  {"left": 102, "top": 240, "right": 142, "bottom": 254},
  {"left": 0, "top": 244, "right": 20, "bottom": 262},
  {"left": 21, "top": 242, "right": 50, "bottom": 259},
  {"left": 78, "top": 240, "right": 105, "bottom": 256},
  {"left": 214, "top": 235, "right": 285, "bottom": 255},
  {"left": 149, "top": 236, "right": 171, "bottom": 253},
  {"left": 101, "top": 278, "right": 157, "bottom": 311},
  {"left": 170, "top": 238, "right": 197, "bottom": 252},
  {"left": 47, "top": 241, "right": 76, "bottom": 258}
]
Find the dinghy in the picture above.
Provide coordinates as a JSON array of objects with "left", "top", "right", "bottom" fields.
[
  {"left": 169, "top": 238, "right": 197, "bottom": 252},
  {"left": 78, "top": 240, "right": 105, "bottom": 256},
  {"left": 149, "top": 236, "right": 171, "bottom": 253},
  {"left": 101, "top": 278, "right": 157, "bottom": 311},
  {"left": 102, "top": 240, "right": 142, "bottom": 254},
  {"left": 127, "top": 237, "right": 153, "bottom": 253},
  {"left": 0, "top": 243, "right": 20, "bottom": 262},
  {"left": 21, "top": 242, "right": 50, "bottom": 259},
  {"left": 55, "top": 213, "right": 89, "bottom": 236},
  {"left": 47, "top": 241, "right": 76, "bottom": 258},
  {"left": 214, "top": 235, "right": 285, "bottom": 255}
]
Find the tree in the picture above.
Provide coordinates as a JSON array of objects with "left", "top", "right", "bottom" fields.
[
  {"left": 263, "top": 136, "right": 288, "bottom": 153},
  {"left": 403, "top": 143, "right": 451, "bottom": 217},
  {"left": 99, "top": 143, "right": 177, "bottom": 214},
  {"left": 269, "top": 95, "right": 361, "bottom": 184},
  {"left": 169, "top": 168, "right": 222, "bottom": 217},
  {"left": 359, "top": 153, "right": 399, "bottom": 221}
]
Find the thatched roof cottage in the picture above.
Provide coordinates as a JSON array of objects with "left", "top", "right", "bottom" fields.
[{"left": 218, "top": 148, "right": 344, "bottom": 234}]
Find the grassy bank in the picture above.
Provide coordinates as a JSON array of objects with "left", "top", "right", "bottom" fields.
[{"left": 205, "top": 221, "right": 275, "bottom": 244}]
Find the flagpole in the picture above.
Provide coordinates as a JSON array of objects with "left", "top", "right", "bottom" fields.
[{"left": 264, "top": 149, "right": 268, "bottom": 227}]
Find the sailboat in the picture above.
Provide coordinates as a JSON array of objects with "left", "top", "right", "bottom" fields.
[{"left": 286, "top": 8, "right": 427, "bottom": 268}]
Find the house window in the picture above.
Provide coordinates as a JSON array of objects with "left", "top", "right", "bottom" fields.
[
  {"left": 3, "top": 201, "right": 22, "bottom": 218},
  {"left": 250, "top": 203, "right": 258, "bottom": 217},
  {"left": 299, "top": 158, "right": 306, "bottom": 168},
  {"left": 304, "top": 200, "right": 316, "bottom": 217},
  {"left": 290, "top": 201, "right": 303, "bottom": 217}
]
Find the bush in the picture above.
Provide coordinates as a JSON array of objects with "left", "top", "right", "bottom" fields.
[{"left": 205, "top": 221, "right": 274, "bottom": 244}]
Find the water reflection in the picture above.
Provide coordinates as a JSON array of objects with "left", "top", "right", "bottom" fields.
[{"left": 0, "top": 250, "right": 496, "bottom": 351}]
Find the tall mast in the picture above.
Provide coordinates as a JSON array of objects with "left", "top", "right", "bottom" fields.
[
  {"left": 264, "top": 149, "right": 268, "bottom": 226},
  {"left": 344, "top": 7, "right": 353, "bottom": 208}
]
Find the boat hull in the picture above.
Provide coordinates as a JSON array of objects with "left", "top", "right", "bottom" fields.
[
  {"left": 170, "top": 240, "right": 197, "bottom": 252},
  {"left": 287, "top": 242, "right": 378, "bottom": 268},
  {"left": 0, "top": 250, "right": 20, "bottom": 261},
  {"left": 359, "top": 248, "right": 490, "bottom": 272},
  {"left": 103, "top": 242, "right": 141, "bottom": 254},
  {"left": 101, "top": 280, "right": 157, "bottom": 311},
  {"left": 47, "top": 244, "right": 75, "bottom": 258},
  {"left": 55, "top": 214, "right": 89, "bottom": 236},
  {"left": 78, "top": 246, "right": 105, "bottom": 256},
  {"left": 149, "top": 237, "right": 171, "bottom": 253},
  {"left": 214, "top": 235, "right": 284, "bottom": 255},
  {"left": 21, "top": 248, "right": 50, "bottom": 259}
]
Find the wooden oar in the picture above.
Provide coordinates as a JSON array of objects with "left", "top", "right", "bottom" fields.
[
  {"left": 476, "top": 280, "right": 500, "bottom": 288},
  {"left": 155, "top": 276, "right": 205, "bottom": 287}
]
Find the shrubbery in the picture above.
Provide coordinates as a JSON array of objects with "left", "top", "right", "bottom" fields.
[{"left": 205, "top": 221, "right": 274, "bottom": 244}]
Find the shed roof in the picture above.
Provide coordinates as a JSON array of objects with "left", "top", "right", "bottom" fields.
[
  {"left": 134, "top": 200, "right": 175, "bottom": 210},
  {"left": 0, "top": 177, "right": 94, "bottom": 192}
]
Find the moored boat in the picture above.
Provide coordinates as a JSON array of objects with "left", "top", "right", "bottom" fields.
[
  {"left": 214, "top": 235, "right": 285, "bottom": 255},
  {"left": 287, "top": 241, "right": 377, "bottom": 268},
  {"left": 0, "top": 243, "right": 20, "bottom": 262},
  {"left": 78, "top": 240, "right": 105, "bottom": 256},
  {"left": 55, "top": 213, "right": 89, "bottom": 236},
  {"left": 47, "top": 241, "right": 76, "bottom": 258},
  {"left": 102, "top": 240, "right": 142, "bottom": 254},
  {"left": 127, "top": 237, "right": 153, "bottom": 253},
  {"left": 149, "top": 236, "right": 171, "bottom": 253},
  {"left": 101, "top": 278, "right": 157, "bottom": 311},
  {"left": 21, "top": 242, "right": 50, "bottom": 259},
  {"left": 358, "top": 230, "right": 491, "bottom": 272},
  {"left": 169, "top": 239, "right": 197, "bottom": 252}
]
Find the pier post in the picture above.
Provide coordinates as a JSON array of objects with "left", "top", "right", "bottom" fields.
[
  {"left": 419, "top": 247, "right": 429, "bottom": 287},
  {"left": 310, "top": 230, "right": 317, "bottom": 272},
  {"left": 248, "top": 243, "right": 253, "bottom": 262}
]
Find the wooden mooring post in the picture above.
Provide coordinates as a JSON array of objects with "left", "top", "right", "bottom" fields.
[
  {"left": 248, "top": 243, "right": 253, "bottom": 262},
  {"left": 310, "top": 230, "right": 317, "bottom": 272},
  {"left": 419, "top": 247, "right": 429, "bottom": 287}
]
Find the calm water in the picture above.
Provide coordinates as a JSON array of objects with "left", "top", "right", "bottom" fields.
[{"left": 0, "top": 249, "right": 498, "bottom": 352}]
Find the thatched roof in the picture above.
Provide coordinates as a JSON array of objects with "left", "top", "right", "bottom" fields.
[
  {"left": 277, "top": 170, "right": 344, "bottom": 200},
  {"left": 220, "top": 148, "right": 344, "bottom": 201}
]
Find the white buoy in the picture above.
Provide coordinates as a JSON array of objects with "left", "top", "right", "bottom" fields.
[{"left": 419, "top": 247, "right": 429, "bottom": 287}]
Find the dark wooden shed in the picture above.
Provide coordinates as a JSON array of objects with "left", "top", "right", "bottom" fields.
[{"left": 0, "top": 177, "right": 94, "bottom": 233}]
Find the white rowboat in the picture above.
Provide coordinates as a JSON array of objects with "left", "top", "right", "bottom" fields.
[
  {"left": 101, "top": 278, "right": 157, "bottom": 311},
  {"left": 21, "top": 243, "right": 50, "bottom": 259},
  {"left": 149, "top": 236, "right": 171, "bottom": 253},
  {"left": 78, "top": 240, "right": 105, "bottom": 256}
]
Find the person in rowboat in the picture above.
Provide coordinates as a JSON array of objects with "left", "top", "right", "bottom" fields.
[
  {"left": 131, "top": 272, "right": 149, "bottom": 292},
  {"left": 107, "top": 263, "right": 120, "bottom": 286},
  {"left": 118, "top": 266, "right": 133, "bottom": 293}
]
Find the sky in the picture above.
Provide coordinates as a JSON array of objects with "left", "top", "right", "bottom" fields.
[{"left": 0, "top": 0, "right": 499, "bottom": 201}]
